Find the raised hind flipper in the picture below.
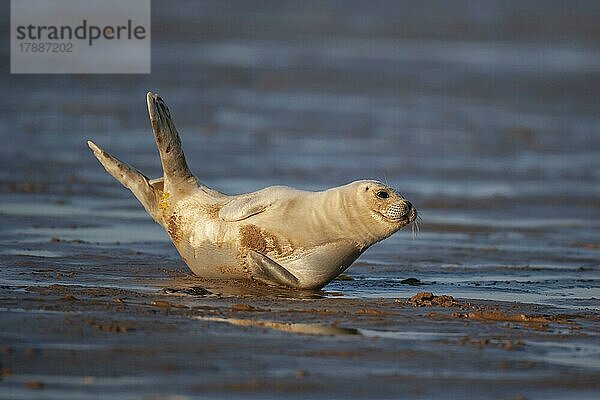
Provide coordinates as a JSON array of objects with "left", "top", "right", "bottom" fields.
[
  {"left": 87, "top": 141, "right": 162, "bottom": 225},
  {"left": 146, "top": 92, "right": 197, "bottom": 191}
]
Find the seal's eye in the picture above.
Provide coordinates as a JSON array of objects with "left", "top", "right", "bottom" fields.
[{"left": 376, "top": 190, "right": 389, "bottom": 199}]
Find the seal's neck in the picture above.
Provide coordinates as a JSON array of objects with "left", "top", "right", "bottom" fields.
[{"left": 312, "top": 187, "right": 381, "bottom": 250}]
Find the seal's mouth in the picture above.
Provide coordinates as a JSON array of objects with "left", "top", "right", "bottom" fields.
[{"left": 395, "top": 208, "right": 417, "bottom": 225}]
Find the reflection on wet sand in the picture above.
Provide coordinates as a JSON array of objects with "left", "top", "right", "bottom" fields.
[
  {"left": 160, "top": 276, "right": 327, "bottom": 300},
  {"left": 198, "top": 316, "right": 361, "bottom": 336}
]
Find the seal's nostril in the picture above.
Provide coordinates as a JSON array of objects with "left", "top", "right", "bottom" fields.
[{"left": 397, "top": 201, "right": 413, "bottom": 217}]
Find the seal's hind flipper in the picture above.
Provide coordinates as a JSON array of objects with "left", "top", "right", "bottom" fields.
[
  {"left": 247, "top": 250, "right": 300, "bottom": 288},
  {"left": 146, "top": 92, "right": 197, "bottom": 190},
  {"left": 87, "top": 141, "right": 161, "bottom": 224}
]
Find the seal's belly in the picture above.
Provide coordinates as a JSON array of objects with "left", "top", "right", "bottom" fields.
[
  {"left": 172, "top": 214, "right": 245, "bottom": 279},
  {"left": 176, "top": 240, "right": 243, "bottom": 278},
  {"left": 162, "top": 199, "right": 360, "bottom": 287}
]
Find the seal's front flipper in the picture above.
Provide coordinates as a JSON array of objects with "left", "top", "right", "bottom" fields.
[
  {"left": 219, "top": 186, "right": 298, "bottom": 222},
  {"left": 87, "top": 141, "right": 161, "bottom": 224},
  {"left": 146, "top": 92, "right": 197, "bottom": 190},
  {"left": 247, "top": 250, "right": 300, "bottom": 288}
]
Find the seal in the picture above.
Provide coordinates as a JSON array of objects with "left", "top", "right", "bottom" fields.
[{"left": 87, "top": 92, "right": 417, "bottom": 289}]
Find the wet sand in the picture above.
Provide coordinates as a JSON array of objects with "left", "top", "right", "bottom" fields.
[
  {"left": 1, "top": 0, "right": 600, "bottom": 398},
  {"left": 1, "top": 268, "right": 599, "bottom": 399}
]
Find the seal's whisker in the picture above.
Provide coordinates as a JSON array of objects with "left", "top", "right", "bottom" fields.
[{"left": 411, "top": 214, "right": 422, "bottom": 239}]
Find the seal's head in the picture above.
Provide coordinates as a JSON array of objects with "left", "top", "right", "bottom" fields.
[{"left": 348, "top": 180, "right": 417, "bottom": 242}]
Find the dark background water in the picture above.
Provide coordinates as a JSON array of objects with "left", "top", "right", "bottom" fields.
[{"left": 0, "top": 0, "right": 599, "bottom": 308}]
